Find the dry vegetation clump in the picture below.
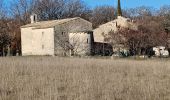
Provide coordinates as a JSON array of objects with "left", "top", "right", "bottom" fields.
[{"left": 0, "top": 57, "right": 170, "bottom": 100}]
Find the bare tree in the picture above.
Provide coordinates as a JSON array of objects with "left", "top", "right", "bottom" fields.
[
  {"left": 10, "top": 0, "right": 35, "bottom": 25},
  {"left": 107, "top": 24, "right": 168, "bottom": 56},
  {"left": 0, "top": 0, "right": 7, "bottom": 19},
  {"left": 63, "top": 0, "right": 91, "bottom": 20},
  {"left": 33, "top": 0, "right": 65, "bottom": 20},
  {"left": 91, "top": 6, "right": 116, "bottom": 28},
  {"left": 0, "top": 20, "right": 12, "bottom": 56},
  {"left": 33, "top": 0, "right": 90, "bottom": 20},
  {"left": 159, "top": 5, "right": 170, "bottom": 16},
  {"left": 107, "top": 28, "right": 146, "bottom": 55},
  {"left": 159, "top": 5, "right": 170, "bottom": 32},
  {"left": 8, "top": 0, "right": 36, "bottom": 55},
  {"left": 0, "top": 1, "right": 12, "bottom": 56}
]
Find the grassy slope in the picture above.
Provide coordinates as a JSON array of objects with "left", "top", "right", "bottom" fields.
[{"left": 0, "top": 57, "right": 170, "bottom": 100}]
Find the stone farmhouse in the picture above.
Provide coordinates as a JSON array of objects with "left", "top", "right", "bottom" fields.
[
  {"left": 93, "top": 16, "right": 137, "bottom": 43},
  {"left": 21, "top": 15, "right": 93, "bottom": 56},
  {"left": 21, "top": 15, "right": 136, "bottom": 56},
  {"left": 93, "top": 16, "right": 137, "bottom": 55},
  {"left": 21, "top": 0, "right": 138, "bottom": 56},
  {"left": 93, "top": 0, "right": 138, "bottom": 55}
]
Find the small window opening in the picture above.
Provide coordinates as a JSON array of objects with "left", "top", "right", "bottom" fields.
[
  {"left": 42, "top": 45, "right": 44, "bottom": 49},
  {"left": 34, "top": 15, "right": 36, "bottom": 21},
  {"left": 127, "top": 19, "right": 130, "bottom": 22},
  {"left": 42, "top": 32, "right": 44, "bottom": 36},
  {"left": 62, "top": 32, "right": 65, "bottom": 35},
  {"left": 87, "top": 38, "right": 89, "bottom": 43}
]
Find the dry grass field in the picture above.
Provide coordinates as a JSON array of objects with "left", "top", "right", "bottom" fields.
[{"left": 0, "top": 57, "right": 170, "bottom": 100}]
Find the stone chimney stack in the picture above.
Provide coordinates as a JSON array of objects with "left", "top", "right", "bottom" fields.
[
  {"left": 117, "top": 0, "right": 122, "bottom": 17},
  {"left": 30, "top": 14, "right": 38, "bottom": 23}
]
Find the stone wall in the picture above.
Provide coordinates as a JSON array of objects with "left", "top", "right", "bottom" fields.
[
  {"left": 69, "top": 31, "right": 94, "bottom": 56},
  {"left": 21, "top": 27, "right": 54, "bottom": 56},
  {"left": 93, "top": 16, "right": 138, "bottom": 43},
  {"left": 93, "top": 16, "right": 138, "bottom": 55},
  {"left": 54, "top": 18, "right": 92, "bottom": 56}
]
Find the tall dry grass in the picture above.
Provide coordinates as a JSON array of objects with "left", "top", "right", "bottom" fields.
[{"left": 0, "top": 57, "right": 170, "bottom": 100}]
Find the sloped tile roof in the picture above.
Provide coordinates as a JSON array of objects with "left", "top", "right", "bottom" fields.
[{"left": 21, "top": 17, "right": 80, "bottom": 29}]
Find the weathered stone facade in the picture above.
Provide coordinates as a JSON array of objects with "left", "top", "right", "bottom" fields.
[
  {"left": 69, "top": 31, "right": 94, "bottom": 56},
  {"left": 93, "top": 16, "right": 138, "bottom": 55},
  {"left": 21, "top": 27, "right": 54, "bottom": 56},
  {"left": 53, "top": 18, "right": 92, "bottom": 56},
  {"left": 93, "top": 16, "right": 137, "bottom": 43},
  {"left": 21, "top": 17, "right": 93, "bottom": 56}
]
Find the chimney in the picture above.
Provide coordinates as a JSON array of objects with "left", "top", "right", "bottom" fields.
[{"left": 30, "top": 14, "right": 38, "bottom": 23}]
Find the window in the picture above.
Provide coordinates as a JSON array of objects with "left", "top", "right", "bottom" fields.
[
  {"left": 127, "top": 19, "right": 131, "bottom": 22},
  {"left": 87, "top": 38, "right": 89, "bottom": 43},
  {"left": 62, "top": 32, "right": 65, "bottom": 35},
  {"left": 42, "top": 32, "right": 44, "bottom": 36},
  {"left": 34, "top": 15, "right": 36, "bottom": 22},
  {"left": 42, "top": 45, "right": 44, "bottom": 49}
]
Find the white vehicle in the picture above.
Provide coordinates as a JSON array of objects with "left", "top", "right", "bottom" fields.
[{"left": 153, "top": 46, "right": 169, "bottom": 57}]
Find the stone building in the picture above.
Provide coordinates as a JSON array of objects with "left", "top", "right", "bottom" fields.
[
  {"left": 21, "top": 0, "right": 138, "bottom": 57},
  {"left": 21, "top": 15, "right": 93, "bottom": 56},
  {"left": 93, "top": 0, "right": 138, "bottom": 55},
  {"left": 93, "top": 16, "right": 137, "bottom": 43},
  {"left": 69, "top": 31, "right": 94, "bottom": 56}
]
